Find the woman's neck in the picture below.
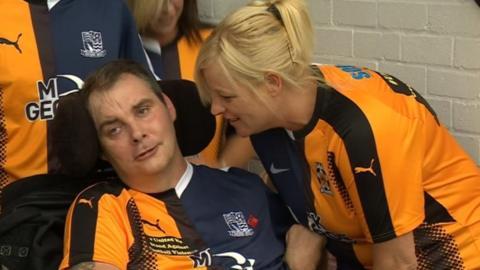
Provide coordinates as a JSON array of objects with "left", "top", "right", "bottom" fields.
[
  {"left": 281, "top": 80, "right": 318, "bottom": 132},
  {"left": 156, "top": 28, "right": 179, "bottom": 47}
]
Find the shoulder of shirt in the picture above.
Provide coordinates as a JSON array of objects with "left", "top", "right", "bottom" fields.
[
  {"left": 192, "top": 165, "right": 265, "bottom": 188},
  {"left": 75, "top": 180, "right": 126, "bottom": 201}
]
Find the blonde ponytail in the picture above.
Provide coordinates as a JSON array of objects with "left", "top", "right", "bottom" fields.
[
  {"left": 195, "top": 0, "right": 314, "bottom": 105},
  {"left": 272, "top": 0, "right": 313, "bottom": 67}
]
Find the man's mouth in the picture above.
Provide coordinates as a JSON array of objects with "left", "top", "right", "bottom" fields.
[{"left": 135, "top": 144, "right": 160, "bottom": 161}]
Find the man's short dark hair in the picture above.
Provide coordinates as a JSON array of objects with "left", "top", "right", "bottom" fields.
[{"left": 81, "top": 60, "right": 164, "bottom": 108}]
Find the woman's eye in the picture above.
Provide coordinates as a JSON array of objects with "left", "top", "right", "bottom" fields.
[{"left": 221, "top": 95, "right": 235, "bottom": 102}]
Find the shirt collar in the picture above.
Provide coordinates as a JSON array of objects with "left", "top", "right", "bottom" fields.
[
  {"left": 47, "top": 0, "right": 60, "bottom": 10},
  {"left": 175, "top": 162, "right": 193, "bottom": 198},
  {"left": 141, "top": 36, "right": 162, "bottom": 56}
]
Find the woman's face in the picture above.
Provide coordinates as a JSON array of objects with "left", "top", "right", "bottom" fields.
[
  {"left": 202, "top": 63, "right": 278, "bottom": 137},
  {"left": 152, "top": 0, "right": 184, "bottom": 39}
]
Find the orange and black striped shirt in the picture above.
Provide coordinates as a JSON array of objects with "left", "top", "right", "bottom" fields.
[
  {"left": 0, "top": 0, "right": 152, "bottom": 190},
  {"left": 252, "top": 65, "right": 480, "bottom": 269},
  {"left": 60, "top": 164, "right": 290, "bottom": 270}
]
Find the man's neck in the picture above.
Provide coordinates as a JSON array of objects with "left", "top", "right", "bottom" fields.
[{"left": 125, "top": 158, "right": 189, "bottom": 194}]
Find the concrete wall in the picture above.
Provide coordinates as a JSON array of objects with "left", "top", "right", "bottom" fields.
[{"left": 198, "top": 0, "right": 480, "bottom": 164}]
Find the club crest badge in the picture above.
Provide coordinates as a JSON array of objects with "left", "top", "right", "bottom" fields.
[
  {"left": 316, "top": 162, "right": 332, "bottom": 195},
  {"left": 223, "top": 212, "right": 254, "bottom": 237},
  {"left": 80, "top": 31, "right": 106, "bottom": 58}
]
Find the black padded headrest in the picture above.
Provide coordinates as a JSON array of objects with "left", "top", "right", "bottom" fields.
[{"left": 51, "top": 79, "right": 215, "bottom": 177}]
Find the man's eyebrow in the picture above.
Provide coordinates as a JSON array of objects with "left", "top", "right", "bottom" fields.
[
  {"left": 97, "top": 98, "right": 155, "bottom": 131},
  {"left": 132, "top": 98, "right": 153, "bottom": 111}
]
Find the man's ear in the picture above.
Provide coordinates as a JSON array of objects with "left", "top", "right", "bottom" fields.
[
  {"left": 162, "top": 92, "right": 177, "bottom": 121},
  {"left": 264, "top": 72, "right": 283, "bottom": 97}
]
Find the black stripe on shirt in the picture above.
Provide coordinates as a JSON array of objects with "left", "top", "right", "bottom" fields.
[
  {"left": 161, "top": 41, "right": 181, "bottom": 80},
  {"left": 153, "top": 190, "right": 215, "bottom": 269},
  {"left": 424, "top": 192, "right": 455, "bottom": 224},
  {"left": 29, "top": 3, "right": 60, "bottom": 173},
  {"left": 315, "top": 86, "right": 395, "bottom": 242},
  {"left": 69, "top": 181, "right": 123, "bottom": 265},
  {"left": 373, "top": 71, "right": 439, "bottom": 125}
]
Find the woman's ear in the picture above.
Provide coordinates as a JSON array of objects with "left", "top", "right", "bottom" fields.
[
  {"left": 162, "top": 92, "right": 177, "bottom": 121},
  {"left": 264, "top": 72, "right": 283, "bottom": 97}
]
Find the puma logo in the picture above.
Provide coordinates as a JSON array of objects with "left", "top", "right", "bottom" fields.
[
  {"left": 0, "top": 33, "right": 22, "bottom": 54},
  {"left": 141, "top": 219, "right": 166, "bottom": 233},
  {"left": 354, "top": 159, "right": 376, "bottom": 176},
  {"left": 78, "top": 197, "right": 94, "bottom": 208}
]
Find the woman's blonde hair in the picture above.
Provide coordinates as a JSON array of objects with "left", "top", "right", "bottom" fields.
[
  {"left": 126, "top": 0, "right": 162, "bottom": 35},
  {"left": 195, "top": 0, "right": 314, "bottom": 104},
  {"left": 126, "top": 0, "right": 206, "bottom": 44}
]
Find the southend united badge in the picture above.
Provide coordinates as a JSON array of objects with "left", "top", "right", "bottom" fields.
[
  {"left": 223, "top": 212, "right": 254, "bottom": 237},
  {"left": 80, "top": 31, "right": 106, "bottom": 58}
]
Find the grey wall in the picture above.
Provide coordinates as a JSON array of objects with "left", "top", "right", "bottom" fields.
[{"left": 199, "top": 0, "right": 480, "bottom": 164}]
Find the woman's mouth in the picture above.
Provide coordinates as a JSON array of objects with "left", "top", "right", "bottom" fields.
[{"left": 228, "top": 117, "right": 240, "bottom": 124}]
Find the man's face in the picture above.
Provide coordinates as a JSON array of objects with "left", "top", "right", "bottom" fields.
[{"left": 88, "top": 74, "right": 180, "bottom": 182}]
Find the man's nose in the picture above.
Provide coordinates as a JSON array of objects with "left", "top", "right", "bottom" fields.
[{"left": 131, "top": 123, "right": 146, "bottom": 144}]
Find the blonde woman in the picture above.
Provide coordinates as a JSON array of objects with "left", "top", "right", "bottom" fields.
[{"left": 195, "top": 0, "right": 480, "bottom": 269}]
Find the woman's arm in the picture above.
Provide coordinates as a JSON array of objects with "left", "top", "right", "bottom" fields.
[
  {"left": 373, "top": 232, "right": 417, "bottom": 270},
  {"left": 284, "top": 224, "right": 327, "bottom": 270}
]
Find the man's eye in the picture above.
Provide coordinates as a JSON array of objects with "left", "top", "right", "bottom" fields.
[
  {"left": 137, "top": 106, "right": 150, "bottom": 116},
  {"left": 108, "top": 127, "right": 121, "bottom": 136},
  {"left": 103, "top": 126, "right": 122, "bottom": 138}
]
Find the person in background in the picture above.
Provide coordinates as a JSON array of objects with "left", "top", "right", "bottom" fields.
[
  {"left": 0, "top": 0, "right": 154, "bottom": 187},
  {"left": 127, "top": 0, "right": 206, "bottom": 80},
  {"left": 0, "top": 0, "right": 154, "bottom": 268},
  {"left": 58, "top": 60, "right": 324, "bottom": 270},
  {"left": 126, "top": 0, "right": 256, "bottom": 169},
  {"left": 194, "top": 0, "right": 480, "bottom": 268}
]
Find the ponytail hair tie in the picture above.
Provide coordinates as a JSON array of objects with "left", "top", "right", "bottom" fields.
[{"left": 266, "top": 4, "right": 283, "bottom": 25}]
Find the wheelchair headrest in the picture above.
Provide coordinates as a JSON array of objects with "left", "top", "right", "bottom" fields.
[{"left": 51, "top": 79, "right": 215, "bottom": 177}]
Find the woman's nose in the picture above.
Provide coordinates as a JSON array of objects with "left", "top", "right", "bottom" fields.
[{"left": 210, "top": 98, "right": 225, "bottom": 116}]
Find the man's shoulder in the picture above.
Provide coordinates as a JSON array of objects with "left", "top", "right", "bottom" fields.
[
  {"left": 191, "top": 165, "right": 266, "bottom": 191},
  {"left": 73, "top": 180, "right": 126, "bottom": 207},
  {"left": 195, "top": 165, "right": 261, "bottom": 181}
]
